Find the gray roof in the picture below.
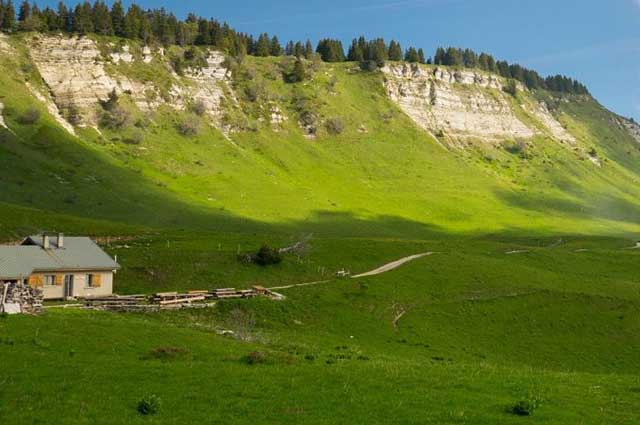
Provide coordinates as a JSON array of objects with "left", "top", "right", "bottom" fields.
[{"left": 0, "top": 235, "right": 120, "bottom": 279}]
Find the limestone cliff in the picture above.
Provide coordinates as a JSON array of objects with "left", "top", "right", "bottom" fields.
[
  {"left": 382, "top": 63, "right": 574, "bottom": 144},
  {"left": 27, "top": 35, "right": 232, "bottom": 130}
]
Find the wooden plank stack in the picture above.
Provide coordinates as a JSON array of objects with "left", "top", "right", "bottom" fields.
[{"left": 0, "top": 281, "right": 43, "bottom": 315}]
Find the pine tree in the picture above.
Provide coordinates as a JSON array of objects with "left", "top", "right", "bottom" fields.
[
  {"left": 284, "top": 40, "right": 294, "bottom": 56},
  {"left": 16, "top": 0, "right": 29, "bottom": 30},
  {"left": 443, "top": 47, "right": 463, "bottom": 66},
  {"left": 316, "top": 39, "right": 345, "bottom": 62},
  {"left": 0, "top": 0, "right": 5, "bottom": 30},
  {"left": 124, "top": 4, "right": 142, "bottom": 39},
  {"left": 269, "top": 35, "right": 282, "bottom": 56},
  {"left": 404, "top": 47, "right": 419, "bottom": 63},
  {"left": 73, "top": 1, "right": 94, "bottom": 34},
  {"left": 254, "top": 33, "right": 270, "bottom": 56},
  {"left": 289, "top": 57, "right": 305, "bottom": 83},
  {"left": 418, "top": 48, "right": 426, "bottom": 64},
  {"left": 293, "top": 41, "right": 304, "bottom": 58},
  {"left": 304, "top": 39, "right": 313, "bottom": 59},
  {"left": 2, "top": 0, "right": 14, "bottom": 31},
  {"left": 347, "top": 38, "right": 363, "bottom": 62},
  {"left": 93, "top": 1, "right": 112, "bottom": 36},
  {"left": 434, "top": 47, "right": 446, "bottom": 65},
  {"left": 110, "top": 0, "right": 125, "bottom": 37},
  {"left": 388, "top": 40, "right": 402, "bottom": 61}
]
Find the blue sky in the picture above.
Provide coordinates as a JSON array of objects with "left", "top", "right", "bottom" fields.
[{"left": 41, "top": 0, "right": 640, "bottom": 120}]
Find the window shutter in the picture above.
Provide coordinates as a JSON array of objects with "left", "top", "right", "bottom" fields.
[
  {"left": 28, "top": 274, "right": 43, "bottom": 288},
  {"left": 93, "top": 274, "right": 102, "bottom": 288},
  {"left": 55, "top": 274, "right": 64, "bottom": 286}
]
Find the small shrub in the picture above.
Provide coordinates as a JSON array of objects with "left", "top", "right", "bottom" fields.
[
  {"left": 142, "top": 347, "right": 190, "bottom": 362},
  {"left": 253, "top": 244, "right": 282, "bottom": 266},
  {"left": 137, "top": 394, "right": 161, "bottom": 416},
  {"left": 18, "top": 107, "right": 41, "bottom": 125},
  {"left": 176, "top": 114, "right": 200, "bottom": 136},
  {"left": 242, "top": 351, "right": 267, "bottom": 365},
  {"left": 511, "top": 399, "right": 538, "bottom": 416},
  {"left": 359, "top": 60, "right": 379, "bottom": 72},
  {"left": 190, "top": 100, "right": 207, "bottom": 116},
  {"left": 503, "top": 139, "right": 527, "bottom": 155},
  {"left": 503, "top": 80, "right": 518, "bottom": 97},
  {"left": 511, "top": 394, "right": 543, "bottom": 416},
  {"left": 100, "top": 107, "right": 130, "bottom": 130},
  {"left": 325, "top": 117, "right": 345, "bottom": 135}
]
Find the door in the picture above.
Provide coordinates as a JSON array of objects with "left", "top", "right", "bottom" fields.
[{"left": 63, "top": 275, "right": 74, "bottom": 298}]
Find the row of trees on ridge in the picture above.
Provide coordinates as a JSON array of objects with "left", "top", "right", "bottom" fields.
[{"left": 0, "top": 0, "right": 589, "bottom": 95}]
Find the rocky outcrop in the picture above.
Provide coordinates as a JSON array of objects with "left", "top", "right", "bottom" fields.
[
  {"left": 26, "top": 82, "right": 77, "bottom": 135},
  {"left": 383, "top": 63, "right": 534, "bottom": 141},
  {"left": 522, "top": 101, "right": 575, "bottom": 143},
  {"left": 29, "top": 35, "right": 158, "bottom": 126},
  {"left": 383, "top": 63, "right": 574, "bottom": 144},
  {"left": 0, "top": 101, "right": 6, "bottom": 129},
  {"left": 27, "top": 35, "right": 232, "bottom": 131},
  {"left": 617, "top": 116, "right": 640, "bottom": 144}
]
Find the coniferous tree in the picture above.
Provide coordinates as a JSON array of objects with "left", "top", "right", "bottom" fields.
[
  {"left": 443, "top": 47, "right": 463, "bottom": 66},
  {"left": 388, "top": 40, "right": 402, "bottom": 61},
  {"left": 254, "top": 33, "right": 270, "bottom": 56},
  {"left": 293, "top": 41, "right": 304, "bottom": 57},
  {"left": 434, "top": 47, "right": 446, "bottom": 65},
  {"left": 0, "top": 1, "right": 5, "bottom": 30},
  {"left": 304, "top": 39, "right": 313, "bottom": 59},
  {"left": 2, "top": 0, "right": 14, "bottom": 31},
  {"left": 110, "top": 0, "right": 125, "bottom": 36},
  {"left": 316, "top": 38, "right": 345, "bottom": 62},
  {"left": 417, "top": 48, "right": 426, "bottom": 64},
  {"left": 404, "top": 47, "right": 419, "bottom": 63},
  {"left": 347, "top": 38, "right": 364, "bottom": 61},
  {"left": 124, "top": 4, "right": 142, "bottom": 39},
  {"left": 92, "top": 1, "right": 112, "bottom": 35},
  {"left": 269, "top": 35, "right": 282, "bottom": 56},
  {"left": 16, "top": 0, "right": 29, "bottom": 30}
]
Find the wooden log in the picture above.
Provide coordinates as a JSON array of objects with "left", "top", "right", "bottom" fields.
[{"left": 158, "top": 295, "right": 205, "bottom": 305}]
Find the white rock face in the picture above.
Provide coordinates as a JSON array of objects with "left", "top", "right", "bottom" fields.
[
  {"left": 384, "top": 64, "right": 534, "bottom": 141},
  {"left": 0, "top": 101, "right": 7, "bottom": 129},
  {"left": 523, "top": 101, "right": 576, "bottom": 143},
  {"left": 28, "top": 35, "right": 232, "bottom": 131},
  {"left": 384, "top": 63, "right": 575, "bottom": 145},
  {"left": 29, "top": 35, "right": 158, "bottom": 126},
  {"left": 182, "top": 52, "right": 231, "bottom": 123},
  {"left": 110, "top": 45, "right": 134, "bottom": 63},
  {"left": 618, "top": 116, "right": 640, "bottom": 144},
  {"left": 26, "top": 82, "right": 77, "bottom": 135}
]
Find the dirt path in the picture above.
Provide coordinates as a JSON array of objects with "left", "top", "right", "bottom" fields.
[
  {"left": 351, "top": 253, "right": 434, "bottom": 278},
  {"left": 268, "top": 252, "right": 434, "bottom": 291}
]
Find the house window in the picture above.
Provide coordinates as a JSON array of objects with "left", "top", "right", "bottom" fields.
[
  {"left": 44, "top": 275, "right": 56, "bottom": 286},
  {"left": 86, "top": 274, "right": 94, "bottom": 288}
]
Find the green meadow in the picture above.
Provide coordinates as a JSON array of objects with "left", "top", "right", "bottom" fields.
[{"left": 0, "top": 35, "right": 639, "bottom": 423}]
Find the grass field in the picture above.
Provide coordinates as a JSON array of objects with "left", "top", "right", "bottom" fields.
[{"left": 0, "top": 34, "right": 639, "bottom": 423}]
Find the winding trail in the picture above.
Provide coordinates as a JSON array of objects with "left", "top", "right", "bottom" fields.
[
  {"left": 268, "top": 252, "right": 434, "bottom": 291},
  {"left": 351, "top": 253, "right": 434, "bottom": 278}
]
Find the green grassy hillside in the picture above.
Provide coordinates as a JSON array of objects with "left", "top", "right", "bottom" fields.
[{"left": 0, "top": 34, "right": 639, "bottom": 424}]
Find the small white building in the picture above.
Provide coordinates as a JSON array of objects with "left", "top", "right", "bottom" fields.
[{"left": 0, "top": 234, "right": 120, "bottom": 300}]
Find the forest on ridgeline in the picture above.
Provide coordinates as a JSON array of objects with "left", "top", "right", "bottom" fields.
[{"left": 0, "top": 0, "right": 589, "bottom": 95}]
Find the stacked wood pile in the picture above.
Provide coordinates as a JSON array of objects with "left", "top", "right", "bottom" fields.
[
  {"left": 150, "top": 292, "right": 207, "bottom": 305},
  {"left": 80, "top": 285, "right": 284, "bottom": 312},
  {"left": 0, "top": 281, "right": 43, "bottom": 315}
]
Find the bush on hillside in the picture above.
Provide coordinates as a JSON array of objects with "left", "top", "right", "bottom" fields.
[
  {"left": 176, "top": 114, "right": 201, "bottom": 136},
  {"left": 253, "top": 244, "right": 283, "bottom": 266},
  {"left": 503, "top": 139, "right": 527, "bottom": 155},
  {"left": 503, "top": 79, "right": 518, "bottom": 97},
  {"left": 325, "top": 117, "right": 345, "bottom": 135},
  {"left": 123, "top": 130, "right": 144, "bottom": 145},
  {"left": 18, "top": 106, "right": 41, "bottom": 125},
  {"left": 359, "top": 60, "right": 382, "bottom": 72},
  {"left": 99, "top": 90, "right": 131, "bottom": 130},
  {"left": 241, "top": 351, "right": 267, "bottom": 365},
  {"left": 137, "top": 394, "right": 161, "bottom": 416},
  {"left": 189, "top": 100, "right": 207, "bottom": 116}
]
